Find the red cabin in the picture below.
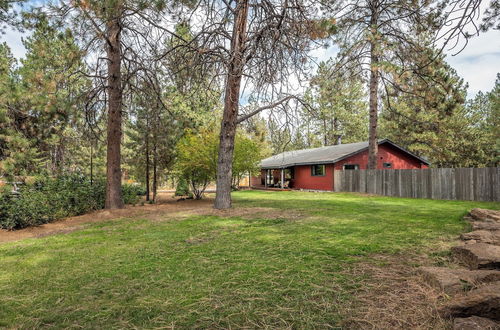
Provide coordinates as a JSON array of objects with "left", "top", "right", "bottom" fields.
[{"left": 253, "top": 139, "right": 430, "bottom": 191}]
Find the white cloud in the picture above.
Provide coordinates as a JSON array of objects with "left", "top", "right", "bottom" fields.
[
  {"left": 445, "top": 30, "right": 500, "bottom": 96},
  {"left": 1, "top": 28, "right": 27, "bottom": 60}
]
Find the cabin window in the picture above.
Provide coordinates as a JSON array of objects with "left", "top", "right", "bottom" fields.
[
  {"left": 383, "top": 162, "right": 392, "bottom": 168},
  {"left": 311, "top": 164, "right": 326, "bottom": 176},
  {"left": 343, "top": 164, "right": 359, "bottom": 170}
]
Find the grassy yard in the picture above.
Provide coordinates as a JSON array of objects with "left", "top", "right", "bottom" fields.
[{"left": 1, "top": 191, "right": 499, "bottom": 328}]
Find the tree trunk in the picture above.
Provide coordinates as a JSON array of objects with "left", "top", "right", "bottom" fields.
[
  {"left": 90, "top": 142, "right": 93, "bottom": 185},
  {"left": 323, "top": 118, "right": 327, "bottom": 146},
  {"left": 105, "top": 15, "right": 124, "bottom": 209},
  {"left": 145, "top": 129, "right": 150, "bottom": 202},
  {"left": 153, "top": 142, "right": 158, "bottom": 203},
  {"left": 333, "top": 118, "right": 341, "bottom": 145},
  {"left": 367, "top": 3, "right": 380, "bottom": 170},
  {"left": 214, "top": 0, "right": 249, "bottom": 209}
]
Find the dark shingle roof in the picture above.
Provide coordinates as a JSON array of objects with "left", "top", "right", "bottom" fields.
[{"left": 259, "top": 139, "right": 429, "bottom": 169}]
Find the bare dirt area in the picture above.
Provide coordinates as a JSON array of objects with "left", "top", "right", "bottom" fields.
[
  {"left": 341, "top": 254, "right": 453, "bottom": 329},
  {"left": 0, "top": 192, "right": 303, "bottom": 243},
  {"left": 0, "top": 192, "right": 214, "bottom": 243}
]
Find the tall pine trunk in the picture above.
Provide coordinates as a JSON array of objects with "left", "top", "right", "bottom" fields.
[
  {"left": 333, "top": 118, "right": 341, "bottom": 145},
  {"left": 152, "top": 102, "right": 159, "bottom": 203},
  {"left": 90, "top": 142, "right": 93, "bottom": 185},
  {"left": 367, "top": 3, "right": 380, "bottom": 170},
  {"left": 153, "top": 143, "right": 157, "bottom": 203},
  {"left": 214, "top": 0, "right": 249, "bottom": 209},
  {"left": 104, "top": 15, "right": 124, "bottom": 209},
  {"left": 323, "top": 118, "right": 327, "bottom": 145},
  {"left": 145, "top": 129, "right": 150, "bottom": 202}
]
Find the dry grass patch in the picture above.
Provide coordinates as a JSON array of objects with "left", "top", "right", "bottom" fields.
[
  {"left": 341, "top": 253, "right": 452, "bottom": 329},
  {"left": 197, "top": 206, "right": 305, "bottom": 221}
]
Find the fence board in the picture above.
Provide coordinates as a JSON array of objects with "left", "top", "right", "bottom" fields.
[
  {"left": 385, "top": 170, "right": 394, "bottom": 196},
  {"left": 491, "top": 167, "right": 500, "bottom": 202},
  {"left": 334, "top": 168, "right": 499, "bottom": 202},
  {"left": 431, "top": 168, "right": 440, "bottom": 199},
  {"left": 334, "top": 170, "right": 342, "bottom": 192},
  {"left": 359, "top": 170, "right": 366, "bottom": 193}
]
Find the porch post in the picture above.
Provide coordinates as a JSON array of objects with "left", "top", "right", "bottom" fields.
[
  {"left": 281, "top": 168, "right": 284, "bottom": 189},
  {"left": 265, "top": 169, "right": 268, "bottom": 188}
]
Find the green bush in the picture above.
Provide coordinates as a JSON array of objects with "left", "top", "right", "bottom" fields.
[
  {"left": 122, "top": 184, "right": 144, "bottom": 205},
  {"left": 0, "top": 175, "right": 145, "bottom": 230},
  {"left": 174, "top": 177, "right": 191, "bottom": 197}
]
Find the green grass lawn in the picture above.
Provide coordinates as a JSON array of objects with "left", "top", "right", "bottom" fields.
[{"left": 1, "top": 191, "right": 499, "bottom": 328}]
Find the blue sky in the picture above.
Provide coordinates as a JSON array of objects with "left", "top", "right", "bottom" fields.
[
  {"left": 2, "top": 12, "right": 499, "bottom": 99},
  {"left": 309, "top": 29, "right": 500, "bottom": 98}
]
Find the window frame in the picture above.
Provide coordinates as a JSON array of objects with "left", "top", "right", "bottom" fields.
[
  {"left": 311, "top": 164, "right": 326, "bottom": 177},
  {"left": 342, "top": 164, "right": 359, "bottom": 170}
]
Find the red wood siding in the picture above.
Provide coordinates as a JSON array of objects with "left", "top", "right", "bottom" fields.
[
  {"left": 334, "top": 144, "right": 428, "bottom": 170},
  {"left": 292, "top": 164, "right": 334, "bottom": 191}
]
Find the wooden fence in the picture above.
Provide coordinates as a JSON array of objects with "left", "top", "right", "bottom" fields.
[{"left": 333, "top": 168, "right": 500, "bottom": 202}]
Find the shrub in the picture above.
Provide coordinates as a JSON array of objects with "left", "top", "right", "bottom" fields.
[
  {"left": 0, "top": 175, "right": 145, "bottom": 230},
  {"left": 122, "top": 184, "right": 144, "bottom": 205},
  {"left": 174, "top": 177, "right": 191, "bottom": 197}
]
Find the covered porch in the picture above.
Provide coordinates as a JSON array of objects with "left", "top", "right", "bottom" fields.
[{"left": 253, "top": 167, "right": 295, "bottom": 189}]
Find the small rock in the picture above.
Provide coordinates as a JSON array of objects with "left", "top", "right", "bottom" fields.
[
  {"left": 470, "top": 209, "right": 500, "bottom": 223},
  {"left": 418, "top": 267, "right": 500, "bottom": 294},
  {"left": 461, "top": 230, "right": 500, "bottom": 245},
  {"left": 452, "top": 243, "right": 500, "bottom": 270},
  {"left": 453, "top": 316, "right": 499, "bottom": 330},
  {"left": 440, "top": 282, "right": 500, "bottom": 320}
]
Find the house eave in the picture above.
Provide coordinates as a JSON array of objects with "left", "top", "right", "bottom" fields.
[
  {"left": 261, "top": 160, "right": 337, "bottom": 169},
  {"left": 259, "top": 139, "right": 431, "bottom": 169}
]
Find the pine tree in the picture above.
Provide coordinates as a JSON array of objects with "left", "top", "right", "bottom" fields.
[
  {"left": 379, "top": 46, "right": 496, "bottom": 167},
  {"left": 309, "top": 60, "right": 368, "bottom": 145},
  {"left": 15, "top": 18, "right": 87, "bottom": 175},
  {"left": 323, "top": 0, "right": 442, "bottom": 168},
  {"left": 0, "top": 42, "right": 37, "bottom": 178}
]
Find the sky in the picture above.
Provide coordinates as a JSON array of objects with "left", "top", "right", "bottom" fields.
[
  {"left": 309, "top": 29, "right": 500, "bottom": 98},
  {"left": 2, "top": 12, "right": 499, "bottom": 99}
]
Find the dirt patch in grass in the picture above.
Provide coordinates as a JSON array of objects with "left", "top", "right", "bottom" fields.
[
  {"left": 0, "top": 193, "right": 213, "bottom": 243},
  {"left": 0, "top": 208, "right": 139, "bottom": 243},
  {"left": 340, "top": 254, "right": 451, "bottom": 329},
  {"left": 185, "top": 230, "right": 222, "bottom": 245},
  {"left": 192, "top": 206, "right": 305, "bottom": 221},
  {"left": 0, "top": 192, "right": 300, "bottom": 243}
]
